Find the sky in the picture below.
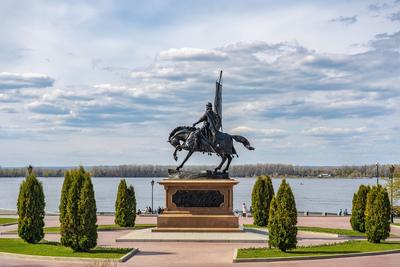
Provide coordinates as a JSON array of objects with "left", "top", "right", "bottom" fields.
[{"left": 0, "top": 0, "right": 399, "bottom": 167}]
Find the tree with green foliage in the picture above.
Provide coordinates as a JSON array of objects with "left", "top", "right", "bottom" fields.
[
  {"left": 350, "top": 185, "right": 370, "bottom": 232},
  {"left": 59, "top": 171, "right": 72, "bottom": 238},
  {"left": 77, "top": 173, "right": 97, "bottom": 251},
  {"left": 115, "top": 179, "right": 128, "bottom": 226},
  {"left": 365, "top": 185, "right": 390, "bottom": 243},
  {"left": 268, "top": 179, "right": 297, "bottom": 252},
  {"left": 115, "top": 179, "right": 136, "bottom": 227},
  {"left": 17, "top": 167, "right": 45, "bottom": 243},
  {"left": 251, "top": 175, "right": 274, "bottom": 226},
  {"left": 127, "top": 184, "right": 137, "bottom": 227},
  {"left": 60, "top": 166, "right": 97, "bottom": 251}
]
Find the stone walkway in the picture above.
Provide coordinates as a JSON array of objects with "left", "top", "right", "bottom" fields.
[{"left": 1, "top": 215, "right": 400, "bottom": 267}]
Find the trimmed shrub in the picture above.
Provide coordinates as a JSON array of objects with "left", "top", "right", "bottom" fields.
[
  {"left": 365, "top": 185, "right": 390, "bottom": 243},
  {"left": 77, "top": 173, "right": 97, "bottom": 251},
  {"left": 264, "top": 176, "right": 274, "bottom": 224},
  {"left": 115, "top": 179, "right": 136, "bottom": 227},
  {"left": 350, "top": 185, "right": 370, "bottom": 232},
  {"left": 127, "top": 184, "right": 136, "bottom": 227},
  {"left": 268, "top": 179, "right": 297, "bottom": 252},
  {"left": 251, "top": 175, "right": 274, "bottom": 226},
  {"left": 60, "top": 166, "right": 97, "bottom": 251},
  {"left": 17, "top": 169, "right": 45, "bottom": 243},
  {"left": 59, "top": 171, "right": 72, "bottom": 238}
]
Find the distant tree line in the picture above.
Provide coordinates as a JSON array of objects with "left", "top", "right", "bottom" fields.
[{"left": 0, "top": 163, "right": 398, "bottom": 178}]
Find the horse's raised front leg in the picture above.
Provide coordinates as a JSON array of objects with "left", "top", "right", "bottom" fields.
[
  {"left": 173, "top": 147, "right": 179, "bottom": 161},
  {"left": 176, "top": 150, "right": 194, "bottom": 171},
  {"left": 215, "top": 155, "right": 227, "bottom": 172},
  {"left": 222, "top": 155, "right": 233, "bottom": 173}
]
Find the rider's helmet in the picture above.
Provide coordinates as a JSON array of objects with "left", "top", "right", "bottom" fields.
[{"left": 206, "top": 102, "right": 212, "bottom": 110}]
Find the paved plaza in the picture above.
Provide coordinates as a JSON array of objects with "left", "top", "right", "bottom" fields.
[{"left": 1, "top": 215, "right": 400, "bottom": 267}]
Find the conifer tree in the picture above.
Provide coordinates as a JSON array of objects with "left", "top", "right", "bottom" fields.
[
  {"left": 115, "top": 179, "right": 128, "bottom": 226},
  {"left": 268, "top": 179, "right": 297, "bottom": 251},
  {"left": 115, "top": 179, "right": 137, "bottom": 227},
  {"left": 350, "top": 185, "right": 370, "bottom": 232},
  {"left": 17, "top": 167, "right": 45, "bottom": 243},
  {"left": 59, "top": 171, "right": 72, "bottom": 239},
  {"left": 60, "top": 166, "right": 97, "bottom": 251},
  {"left": 264, "top": 175, "right": 274, "bottom": 224},
  {"left": 77, "top": 173, "right": 97, "bottom": 251},
  {"left": 365, "top": 185, "right": 390, "bottom": 243},
  {"left": 251, "top": 175, "right": 274, "bottom": 226},
  {"left": 127, "top": 184, "right": 137, "bottom": 227}
]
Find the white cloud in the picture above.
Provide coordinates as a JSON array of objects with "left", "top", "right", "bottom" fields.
[
  {"left": 158, "top": 48, "right": 227, "bottom": 61},
  {"left": 231, "top": 126, "right": 288, "bottom": 138},
  {"left": 0, "top": 72, "right": 54, "bottom": 90},
  {"left": 0, "top": 1, "right": 399, "bottom": 166},
  {"left": 302, "top": 126, "right": 368, "bottom": 137}
]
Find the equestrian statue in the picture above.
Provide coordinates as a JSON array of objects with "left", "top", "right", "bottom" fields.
[{"left": 168, "top": 71, "right": 254, "bottom": 174}]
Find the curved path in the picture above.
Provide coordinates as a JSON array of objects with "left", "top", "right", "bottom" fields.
[{"left": 1, "top": 215, "right": 400, "bottom": 267}]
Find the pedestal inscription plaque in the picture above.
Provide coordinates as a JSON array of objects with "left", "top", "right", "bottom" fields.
[{"left": 172, "top": 190, "right": 224, "bottom": 207}]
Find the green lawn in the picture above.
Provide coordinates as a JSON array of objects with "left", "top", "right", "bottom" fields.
[
  {"left": 237, "top": 240, "right": 400, "bottom": 259},
  {"left": 297, "top": 226, "right": 365, "bottom": 237},
  {"left": 243, "top": 224, "right": 365, "bottom": 237},
  {"left": 0, "top": 238, "right": 131, "bottom": 259},
  {"left": 393, "top": 223, "right": 400, "bottom": 226},
  {"left": 8, "top": 223, "right": 156, "bottom": 234},
  {"left": 0, "top": 218, "right": 18, "bottom": 225}
]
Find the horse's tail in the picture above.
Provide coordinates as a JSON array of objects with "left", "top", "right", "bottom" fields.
[{"left": 232, "top": 135, "right": 255, "bottom": 150}]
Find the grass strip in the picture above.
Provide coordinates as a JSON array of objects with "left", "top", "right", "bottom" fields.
[
  {"left": 243, "top": 224, "right": 365, "bottom": 237},
  {"left": 237, "top": 240, "right": 400, "bottom": 259},
  {"left": 0, "top": 238, "right": 130, "bottom": 259},
  {"left": 297, "top": 226, "right": 365, "bottom": 237},
  {"left": 0, "top": 218, "right": 17, "bottom": 225}
]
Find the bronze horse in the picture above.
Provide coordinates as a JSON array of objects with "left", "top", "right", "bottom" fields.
[{"left": 168, "top": 126, "right": 255, "bottom": 172}]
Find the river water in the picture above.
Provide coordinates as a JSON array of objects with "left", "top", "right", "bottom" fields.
[{"left": 0, "top": 177, "right": 380, "bottom": 214}]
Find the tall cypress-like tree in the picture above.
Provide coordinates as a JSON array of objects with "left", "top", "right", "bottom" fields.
[
  {"left": 264, "top": 176, "right": 274, "bottom": 224},
  {"left": 59, "top": 171, "right": 72, "bottom": 240},
  {"left": 115, "top": 179, "right": 136, "bottom": 227},
  {"left": 77, "top": 173, "right": 97, "bottom": 251},
  {"left": 268, "top": 179, "right": 297, "bottom": 252},
  {"left": 251, "top": 175, "right": 274, "bottom": 226},
  {"left": 127, "top": 184, "right": 137, "bottom": 227},
  {"left": 60, "top": 166, "right": 97, "bottom": 251},
  {"left": 350, "top": 185, "right": 370, "bottom": 232},
  {"left": 17, "top": 167, "right": 45, "bottom": 243},
  {"left": 115, "top": 179, "right": 128, "bottom": 226},
  {"left": 365, "top": 185, "right": 390, "bottom": 243},
  {"left": 252, "top": 176, "right": 266, "bottom": 226}
]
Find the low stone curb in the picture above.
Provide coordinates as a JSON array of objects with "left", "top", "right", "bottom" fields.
[
  {"left": 119, "top": 248, "right": 139, "bottom": 262},
  {"left": 243, "top": 228, "right": 268, "bottom": 235},
  {"left": 1, "top": 227, "right": 149, "bottom": 235},
  {"left": 116, "top": 238, "right": 266, "bottom": 243},
  {"left": 232, "top": 248, "right": 400, "bottom": 263},
  {"left": 0, "top": 222, "right": 18, "bottom": 227},
  {"left": 0, "top": 248, "right": 139, "bottom": 263}
]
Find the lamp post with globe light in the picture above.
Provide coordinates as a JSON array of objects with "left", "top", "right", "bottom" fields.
[{"left": 151, "top": 179, "right": 155, "bottom": 214}]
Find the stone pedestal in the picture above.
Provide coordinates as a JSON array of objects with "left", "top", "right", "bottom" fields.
[{"left": 153, "top": 179, "right": 240, "bottom": 232}]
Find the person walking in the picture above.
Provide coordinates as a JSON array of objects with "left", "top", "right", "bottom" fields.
[{"left": 242, "top": 203, "right": 248, "bottom": 217}]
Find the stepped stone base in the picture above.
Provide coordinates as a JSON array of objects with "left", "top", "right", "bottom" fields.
[{"left": 153, "top": 179, "right": 240, "bottom": 232}]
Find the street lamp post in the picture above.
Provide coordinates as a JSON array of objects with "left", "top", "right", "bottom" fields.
[
  {"left": 151, "top": 179, "right": 155, "bottom": 214},
  {"left": 389, "top": 165, "right": 395, "bottom": 223},
  {"left": 376, "top": 162, "right": 379, "bottom": 185}
]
